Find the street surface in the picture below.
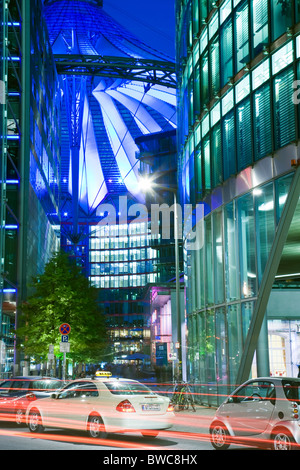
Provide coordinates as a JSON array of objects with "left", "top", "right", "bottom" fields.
[{"left": 0, "top": 405, "right": 256, "bottom": 452}]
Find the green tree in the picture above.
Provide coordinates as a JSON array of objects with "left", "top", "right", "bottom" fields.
[{"left": 17, "top": 250, "right": 107, "bottom": 365}]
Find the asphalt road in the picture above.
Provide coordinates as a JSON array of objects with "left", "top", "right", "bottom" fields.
[{"left": 0, "top": 405, "right": 257, "bottom": 453}]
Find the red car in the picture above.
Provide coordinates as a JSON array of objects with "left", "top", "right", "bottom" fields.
[{"left": 0, "top": 376, "right": 64, "bottom": 425}]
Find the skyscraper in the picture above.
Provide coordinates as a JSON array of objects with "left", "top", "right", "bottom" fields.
[{"left": 0, "top": 0, "right": 60, "bottom": 376}]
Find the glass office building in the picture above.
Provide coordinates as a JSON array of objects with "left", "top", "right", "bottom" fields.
[
  {"left": 0, "top": 0, "right": 60, "bottom": 376},
  {"left": 177, "top": 0, "right": 300, "bottom": 404}
]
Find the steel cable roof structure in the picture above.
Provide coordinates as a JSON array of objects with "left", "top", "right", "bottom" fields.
[{"left": 43, "top": 0, "right": 177, "bottom": 242}]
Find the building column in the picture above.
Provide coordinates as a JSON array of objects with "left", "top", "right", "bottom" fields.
[{"left": 256, "top": 315, "right": 270, "bottom": 377}]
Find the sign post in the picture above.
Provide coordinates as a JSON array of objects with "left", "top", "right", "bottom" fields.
[
  {"left": 59, "top": 324, "right": 71, "bottom": 381},
  {"left": 48, "top": 344, "right": 55, "bottom": 377}
]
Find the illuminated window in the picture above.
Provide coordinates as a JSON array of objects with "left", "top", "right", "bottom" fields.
[
  {"left": 274, "top": 67, "right": 295, "bottom": 149},
  {"left": 252, "top": 59, "right": 270, "bottom": 90},
  {"left": 235, "top": 75, "right": 250, "bottom": 103},
  {"left": 272, "top": 41, "right": 293, "bottom": 75},
  {"left": 209, "top": 12, "right": 218, "bottom": 39},
  {"left": 220, "top": 18, "right": 233, "bottom": 88},
  {"left": 220, "top": 0, "right": 231, "bottom": 24},
  {"left": 222, "top": 89, "right": 234, "bottom": 116},
  {"left": 200, "top": 28, "right": 208, "bottom": 54},
  {"left": 253, "top": 84, "right": 272, "bottom": 160},
  {"left": 252, "top": 0, "right": 268, "bottom": 55},
  {"left": 235, "top": 1, "right": 249, "bottom": 72}
]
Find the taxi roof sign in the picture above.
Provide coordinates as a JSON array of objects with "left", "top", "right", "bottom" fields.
[{"left": 95, "top": 371, "right": 112, "bottom": 377}]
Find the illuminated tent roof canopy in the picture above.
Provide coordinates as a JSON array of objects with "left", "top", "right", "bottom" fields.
[
  {"left": 44, "top": 0, "right": 172, "bottom": 61},
  {"left": 43, "top": 0, "right": 176, "bottom": 220}
]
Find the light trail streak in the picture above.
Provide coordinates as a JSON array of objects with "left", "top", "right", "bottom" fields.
[{"left": 0, "top": 428, "right": 159, "bottom": 450}]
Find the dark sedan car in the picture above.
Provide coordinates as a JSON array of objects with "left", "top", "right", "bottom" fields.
[{"left": 0, "top": 376, "right": 64, "bottom": 425}]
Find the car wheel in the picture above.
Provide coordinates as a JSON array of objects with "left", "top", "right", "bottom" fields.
[
  {"left": 28, "top": 409, "right": 44, "bottom": 433},
  {"left": 141, "top": 431, "right": 159, "bottom": 439},
  {"left": 87, "top": 414, "right": 108, "bottom": 439},
  {"left": 272, "top": 429, "right": 295, "bottom": 450},
  {"left": 15, "top": 408, "right": 25, "bottom": 426},
  {"left": 210, "top": 423, "right": 230, "bottom": 450}
]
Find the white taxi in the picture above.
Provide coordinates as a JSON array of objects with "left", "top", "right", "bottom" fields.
[{"left": 26, "top": 376, "right": 174, "bottom": 439}]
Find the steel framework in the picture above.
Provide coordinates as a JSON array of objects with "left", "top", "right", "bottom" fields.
[{"left": 54, "top": 54, "right": 177, "bottom": 89}]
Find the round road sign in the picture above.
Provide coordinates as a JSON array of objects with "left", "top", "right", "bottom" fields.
[{"left": 59, "top": 323, "right": 71, "bottom": 335}]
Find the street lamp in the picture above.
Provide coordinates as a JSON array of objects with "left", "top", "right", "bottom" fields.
[{"left": 138, "top": 176, "right": 183, "bottom": 382}]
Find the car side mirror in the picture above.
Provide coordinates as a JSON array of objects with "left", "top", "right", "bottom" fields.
[{"left": 227, "top": 397, "right": 235, "bottom": 404}]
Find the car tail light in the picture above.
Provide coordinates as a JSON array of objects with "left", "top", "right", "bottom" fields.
[
  {"left": 116, "top": 399, "right": 136, "bottom": 413},
  {"left": 292, "top": 402, "right": 299, "bottom": 419},
  {"left": 167, "top": 403, "right": 174, "bottom": 412}
]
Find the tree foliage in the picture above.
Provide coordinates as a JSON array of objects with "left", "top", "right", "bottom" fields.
[{"left": 17, "top": 251, "right": 107, "bottom": 364}]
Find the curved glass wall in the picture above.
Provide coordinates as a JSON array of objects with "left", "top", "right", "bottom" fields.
[
  {"left": 185, "top": 173, "right": 294, "bottom": 405},
  {"left": 177, "top": 0, "right": 300, "bottom": 405}
]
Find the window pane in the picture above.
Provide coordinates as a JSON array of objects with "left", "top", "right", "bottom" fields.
[
  {"left": 274, "top": 67, "right": 295, "bottom": 149},
  {"left": 236, "top": 98, "right": 252, "bottom": 171},
  {"left": 252, "top": 59, "right": 270, "bottom": 90},
  {"left": 275, "top": 173, "right": 294, "bottom": 224},
  {"left": 254, "top": 183, "right": 275, "bottom": 284},
  {"left": 196, "top": 146, "right": 203, "bottom": 199},
  {"left": 238, "top": 193, "right": 256, "bottom": 298},
  {"left": 211, "top": 124, "right": 222, "bottom": 188},
  {"left": 215, "top": 307, "right": 228, "bottom": 401},
  {"left": 227, "top": 304, "right": 242, "bottom": 385},
  {"left": 222, "top": 110, "right": 236, "bottom": 179},
  {"left": 253, "top": 0, "right": 268, "bottom": 55},
  {"left": 205, "top": 217, "right": 213, "bottom": 305},
  {"left": 220, "top": 19, "right": 233, "bottom": 88},
  {"left": 272, "top": 41, "right": 293, "bottom": 75},
  {"left": 222, "top": 89, "right": 234, "bottom": 115},
  {"left": 201, "top": 53, "right": 209, "bottom": 105},
  {"left": 203, "top": 136, "right": 211, "bottom": 191},
  {"left": 209, "top": 12, "right": 218, "bottom": 39},
  {"left": 242, "top": 301, "right": 254, "bottom": 343},
  {"left": 194, "top": 61, "right": 201, "bottom": 116},
  {"left": 253, "top": 84, "right": 272, "bottom": 160},
  {"left": 210, "top": 37, "right": 220, "bottom": 97},
  {"left": 272, "top": 0, "right": 292, "bottom": 41},
  {"left": 220, "top": 0, "right": 231, "bottom": 24},
  {"left": 235, "top": 75, "right": 250, "bottom": 104},
  {"left": 200, "top": 28, "right": 208, "bottom": 54},
  {"left": 224, "top": 201, "right": 239, "bottom": 301},
  {"left": 206, "top": 309, "right": 216, "bottom": 405},
  {"left": 213, "top": 209, "right": 224, "bottom": 304},
  {"left": 235, "top": 2, "right": 249, "bottom": 72},
  {"left": 211, "top": 102, "right": 220, "bottom": 127}
]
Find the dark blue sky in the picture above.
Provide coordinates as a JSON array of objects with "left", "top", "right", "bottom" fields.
[{"left": 103, "top": 0, "right": 176, "bottom": 58}]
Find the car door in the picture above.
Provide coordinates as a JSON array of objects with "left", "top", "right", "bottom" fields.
[
  {"left": 53, "top": 382, "right": 97, "bottom": 431},
  {"left": 227, "top": 380, "right": 276, "bottom": 436},
  {"left": 41, "top": 382, "right": 82, "bottom": 429},
  {"left": 0, "top": 380, "right": 14, "bottom": 415},
  {"left": 73, "top": 382, "right": 99, "bottom": 426}
]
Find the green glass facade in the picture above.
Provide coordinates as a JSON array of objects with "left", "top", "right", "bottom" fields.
[{"left": 177, "top": 0, "right": 300, "bottom": 405}]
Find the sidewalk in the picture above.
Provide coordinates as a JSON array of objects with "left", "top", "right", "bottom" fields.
[{"left": 172, "top": 403, "right": 217, "bottom": 417}]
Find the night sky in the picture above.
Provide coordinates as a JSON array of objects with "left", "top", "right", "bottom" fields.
[{"left": 103, "top": 0, "right": 176, "bottom": 59}]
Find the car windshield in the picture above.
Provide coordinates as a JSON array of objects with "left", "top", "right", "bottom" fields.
[
  {"left": 104, "top": 381, "right": 155, "bottom": 396},
  {"left": 282, "top": 380, "right": 300, "bottom": 403},
  {"left": 30, "top": 380, "right": 63, "bottom": 391}
]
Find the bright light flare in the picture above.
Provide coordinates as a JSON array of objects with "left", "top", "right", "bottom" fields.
[{"left": 138, "top": 176, "right": 155, "bottom": 193}]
